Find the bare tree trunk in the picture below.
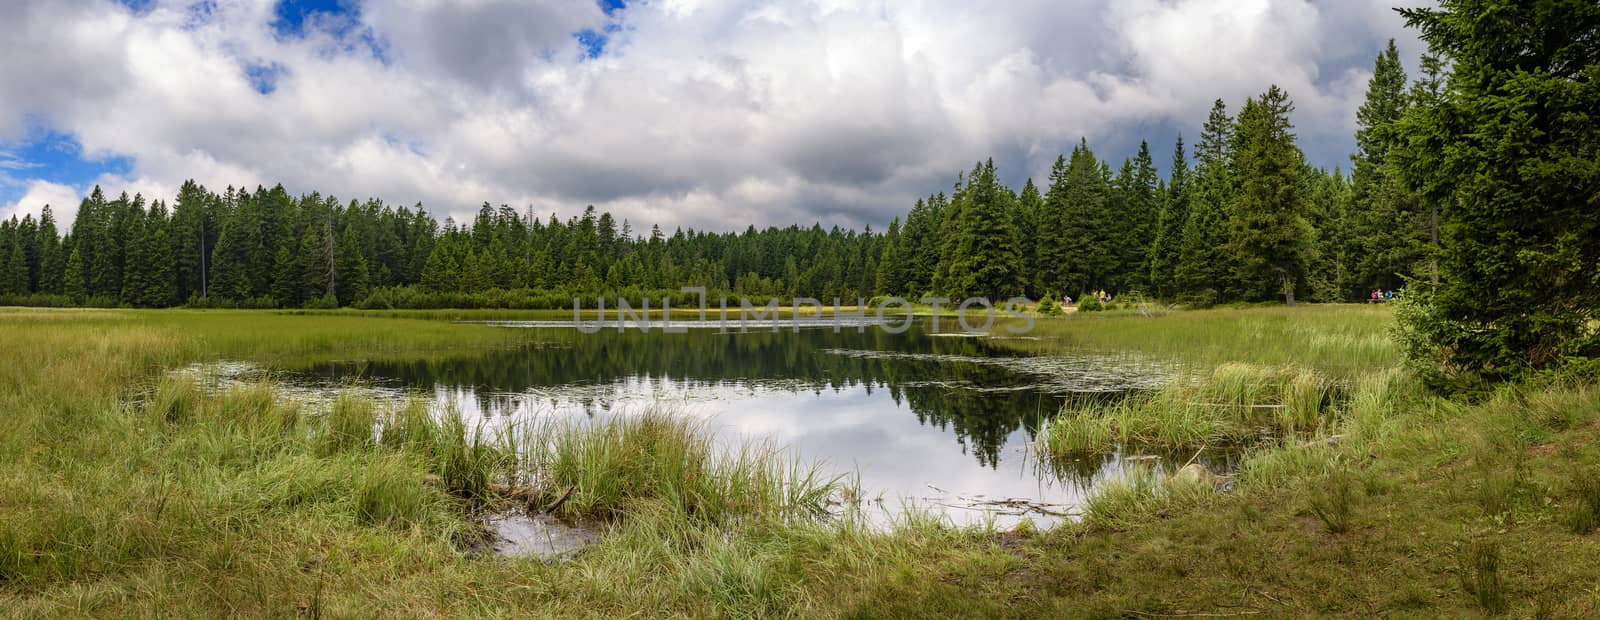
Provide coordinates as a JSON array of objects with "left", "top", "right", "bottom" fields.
[
  {"left": 325, "top": 218, "right": 337, "bottom": 299},
  {"left": 1282, "top": 275, "right": 1296, "bottom": 306}
]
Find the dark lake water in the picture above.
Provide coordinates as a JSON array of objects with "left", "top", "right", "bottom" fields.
[{"left": 278, "top": 320, "right": 1226, "bottom": 527}]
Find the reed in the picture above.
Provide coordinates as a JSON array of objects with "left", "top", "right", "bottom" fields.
[
  {"left": 523, "top": 411, "right": 842, "bottom": 526},
  {"left": 1041, "top": 363, "right": 1342, "bottom": 455}
]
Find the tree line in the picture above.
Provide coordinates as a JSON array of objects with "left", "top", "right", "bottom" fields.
[{"left": 0, "top": 44, "right": 1445, "bottom": 311}]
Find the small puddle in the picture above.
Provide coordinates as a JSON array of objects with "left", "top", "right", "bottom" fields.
[{"left": 485, "top": 513, "right": 601, "bottom": 560}]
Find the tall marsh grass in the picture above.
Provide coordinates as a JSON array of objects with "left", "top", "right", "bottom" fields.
[
  {"left": 1042, "top": 363, "right": 1341, "bottom": 454},
  {"left": 523, "top": 412, "right": 843, "bottom": 525}
]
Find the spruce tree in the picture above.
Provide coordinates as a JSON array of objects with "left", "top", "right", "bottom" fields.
[
  {"left": 209, "top": 211, "right": 254, "bottom": 302},
  {"left": 874, "top": 217, "right": 903, "bottom": 295},
  {"left": 1056, "top": 141, "right": 1112, "bottom": 295},
  {"left": 2, "top": 235, "right": 26, "bottom": 296},
  {"left": 1107, "top": 142, "right": 1160, "bottom": 293},
  {"left": 942, "top": 160, "right": 1023, "bottom": 300},
  {"left": 1013, "top": 178, "right": 1043, "bottom": 296},
  {"left": 1347, "top": 39, "right": 1420, "bottom": 297},
  {"left": 1175, "top": 100, "right": 1237, "bottom": 305},
  {"left": 1227, "top": 86, "right": 1312, "bottom": 304},
  {"left": 1149, "top": 136, "right": 1189, "bottom": 298},
  {"left": 144, "top": 204, "right": 177, "bottom": 307},
  {"left": 337, "top": 225, "right": 370, "bottom": 305},
  {"left": 64, "top": 246, "right": 87, "bottom": 301},
  {"left": 1035, "top": 155, "right": 1071, "bottom": 294},
  {"left": 271, "top": 243, "right": 300, "bottom": 306},
  {"left": 1394, "top": 0, "right": 1600, "bottom": 385},
  {"left": 37, "top": 206, "right": 63, "bottom": 294}
]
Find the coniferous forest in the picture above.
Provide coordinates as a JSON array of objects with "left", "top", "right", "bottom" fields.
[{"left": 0, "top": 42, "right": 1486, "bottom": 311}]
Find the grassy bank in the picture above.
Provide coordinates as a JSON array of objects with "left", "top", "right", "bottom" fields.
[{"left": 3, "top": 305, "right": 1599, "bottom": 616}]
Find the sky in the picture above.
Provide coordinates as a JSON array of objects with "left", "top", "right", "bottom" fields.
[{"left": 0, "top": 0, "right": 1431, "bottom": 232}]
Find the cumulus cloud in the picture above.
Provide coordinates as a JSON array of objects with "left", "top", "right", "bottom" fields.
[
  {"left": 1, "top": 180, "right": 81, "bottom": 223},
  {"left": 0, "top": 0, "right": 1429, "bottom": 231}
]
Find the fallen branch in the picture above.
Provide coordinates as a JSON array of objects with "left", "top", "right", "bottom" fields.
[{"left": 542, "top": 485, "right": 576, "bottom": 515}]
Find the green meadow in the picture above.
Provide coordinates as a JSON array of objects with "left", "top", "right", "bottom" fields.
[{"left": 3, "top": 305, "right": 1599, "bottom": 617}]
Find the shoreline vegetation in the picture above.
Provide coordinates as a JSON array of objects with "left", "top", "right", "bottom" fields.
[{"left": 5, "top": 305, "right": 1600, "bottom": 616}]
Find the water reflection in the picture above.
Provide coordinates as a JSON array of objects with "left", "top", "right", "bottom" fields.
[{"left": 283, "top": 320, "right": 1223, "bottom": 527}]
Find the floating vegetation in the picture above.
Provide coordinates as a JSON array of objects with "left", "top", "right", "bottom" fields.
[{"left": 821, "top": 348, "right": 1172, "bottom": 393}]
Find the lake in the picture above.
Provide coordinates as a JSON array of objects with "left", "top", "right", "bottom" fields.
[{"left": 257, "top": 318, "right": 1229, "bottom": 528}]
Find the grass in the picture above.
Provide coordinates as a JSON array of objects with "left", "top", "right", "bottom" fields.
[
  {"left": 1040, "top": 362, "right": 1340, "bottom": 453},
  {"left": 1306, "top": 468, "right": 1359, "bottom": 534},
  {"left": 5, "top": 304, "right": 1600, "bottom": 616},
  {"left": 523, "top": 411, "right": 841, "bottom": 525},
  {"left": 1000, "top": 303, "right": 1400, "bottom": 377},
  {"left": 1460, "top": 538, "right": 1509, "bottom": 615}
]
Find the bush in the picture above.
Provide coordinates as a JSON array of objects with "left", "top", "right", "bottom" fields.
[
  {"left": 0, "top": 293, "right": 80, "bottom": 307},
  {"left": 1078, "top": 298, "right": 1104, "bottom": 312},
  {"left": 1036, "top": 291, "right": 1062, "bottom": 316},
  {"left": 304, "top": 293, "right": 339, "bottom": 309}
]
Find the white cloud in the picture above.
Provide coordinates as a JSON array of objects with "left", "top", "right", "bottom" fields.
[
  {"left": 2, "top": 180, "right": 81, "bottom": 224},
  {"left": 0, "top": 0, "right": 1427, "bottom": 231}
]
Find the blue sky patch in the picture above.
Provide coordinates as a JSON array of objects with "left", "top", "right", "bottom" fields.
[
  {"left": 0, "top": 124, "right": 133, "bottom": 208},
  {"left": 578, "top": 1, "right": 627, "bottom": 59},
  {"left": 244, "top": 62, "right": 289, "bottom": 95},
  {"left": 270, "top": 0, "right": 388, "bottom": 62},
  {"left": 116, "top": 0, "right": 156, "bottom": 15},
  {"left": 271, "top": 0, "right": 358, "bottom": 39},
  {"left": 576, "top": 28, "right": 609, "bottom": 59}
]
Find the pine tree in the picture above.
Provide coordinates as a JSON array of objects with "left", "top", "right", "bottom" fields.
[
  {"left": 2, "top": 234, "right": 26, "bottom": 296},
  {"left": 1054, "top": 141, "right": 1113, "bottom": 295},
  {"left": 1175, "top": 100, "right": 1237, "bottom": 305},
  {"left": 942, "top": 159, "right": 1023, "bottom": 300},
  {"left": 420, "top": 243, "right": 458, "bottom": 292},
  {"left": 1150, "top": 136, "right": 1189, "bottom": 298},
  {"left": 874, "top": 217, "right": 903, "bottom": 295},
  {"left": 0, "top": 222, "right": 14, "bottom": 295},
  {"left": 210, "top": 219, "right": 252, "bottom": 301},
  {"left": 1394, "top": 0, "right": 1600, "bottom": 384},
  {"left": 1013, "top": 179, "right": 1043, "bottom": 296},
  {"left": 120, "top": 198, "right": 152, "bottom": 305},
  {"left": 143, "top": 203, "right": 177, "bottom": 307},
  {"left": 336, "top": 225, "right": 370, "bottom": 305},
  {"left": 1227, "top": 86, "right": 1312, "bottom": 304},
  {"left": 37, "top": 206, "right": 63, "bottom": 294},
  {"left": 1347, "top": 39, "right": 1420, "bottom": 297},
  {"left": 64, "top": 245, "right": 86, "bottom": 301},
  {"left": 271, "top": 243, "right": 300, "bottom": 306}
]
